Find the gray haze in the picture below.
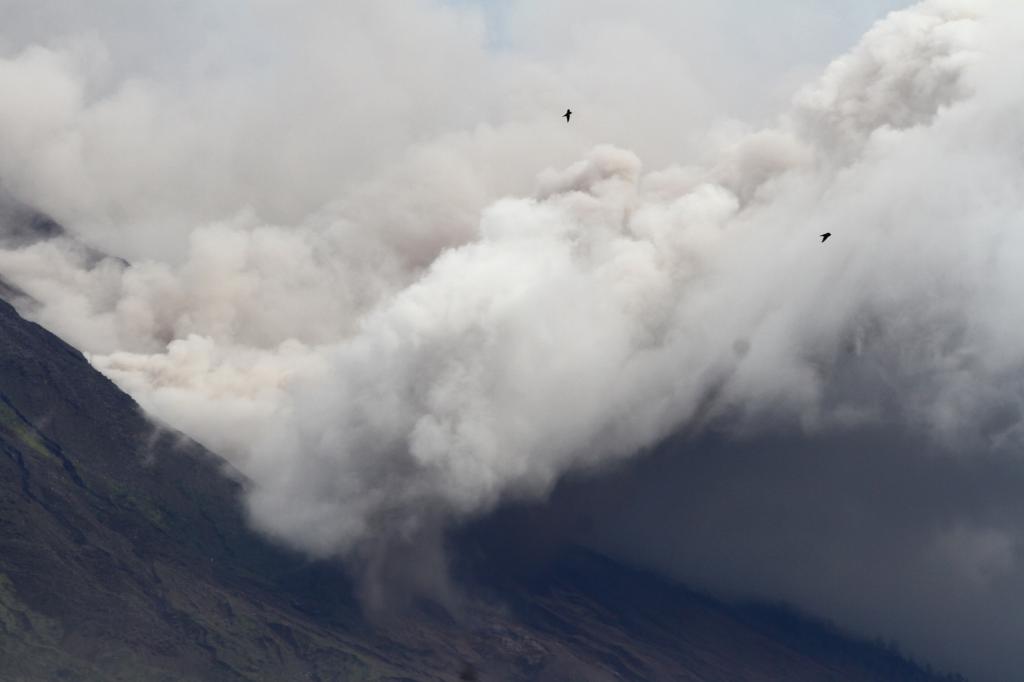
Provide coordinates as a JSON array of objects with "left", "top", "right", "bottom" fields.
[
  {"left": 545, "top": 427, "right": 1024, "bottom": 681},
  {"left": 2, "top": 1, "right": 1023, "bottom": 679}
]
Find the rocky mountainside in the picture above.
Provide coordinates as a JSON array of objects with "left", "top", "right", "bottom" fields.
[{"left": 0, "top": 290, "right": 964, "bottom": 681}]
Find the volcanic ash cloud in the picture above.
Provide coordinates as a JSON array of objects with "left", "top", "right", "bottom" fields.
[{"left": 1, "top": 1, "right": 1022, "bottom": 567}]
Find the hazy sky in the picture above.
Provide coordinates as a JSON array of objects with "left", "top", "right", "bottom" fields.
[{"left": 6, "top": 2, "right": 1024, "bottom": 680}]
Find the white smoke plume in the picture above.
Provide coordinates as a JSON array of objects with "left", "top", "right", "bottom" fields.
[{"left": 3, "top": 0, "right": 1024, "bottom": 678}]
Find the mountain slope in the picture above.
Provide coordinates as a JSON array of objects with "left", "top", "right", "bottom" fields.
[
  {"left": 0, "top": 293, "right": 963, "bottom": 681},
  {"left": 0, "top": 295, "right": 375, "bottom": 681}
]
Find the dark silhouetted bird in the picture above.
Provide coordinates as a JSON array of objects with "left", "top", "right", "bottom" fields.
[
  {"left": 564, "top": 108, "right": 572, "bottom": 122},
  {"left": 820, "top": 232, "right": 832, "bottom": 243}
]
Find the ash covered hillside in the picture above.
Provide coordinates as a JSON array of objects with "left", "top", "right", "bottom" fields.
[{"left": 0, "top": 245, "right": 958, "bottom": 680}]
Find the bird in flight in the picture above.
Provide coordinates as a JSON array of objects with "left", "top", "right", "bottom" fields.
[
  {"left": 820, "top": 232, "right": 832, "bottom": 243},
  {"left": 563, "top": 108, "right": 572, "bottom": 122}
]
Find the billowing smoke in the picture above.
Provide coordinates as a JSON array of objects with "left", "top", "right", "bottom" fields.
[{"left": 2, "top": 0, "right": 1024, "bottom": 678}]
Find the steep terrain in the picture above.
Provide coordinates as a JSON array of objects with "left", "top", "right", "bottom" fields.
[{"left": 0, "top": 279, "right": 964, "bottom": 680}]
